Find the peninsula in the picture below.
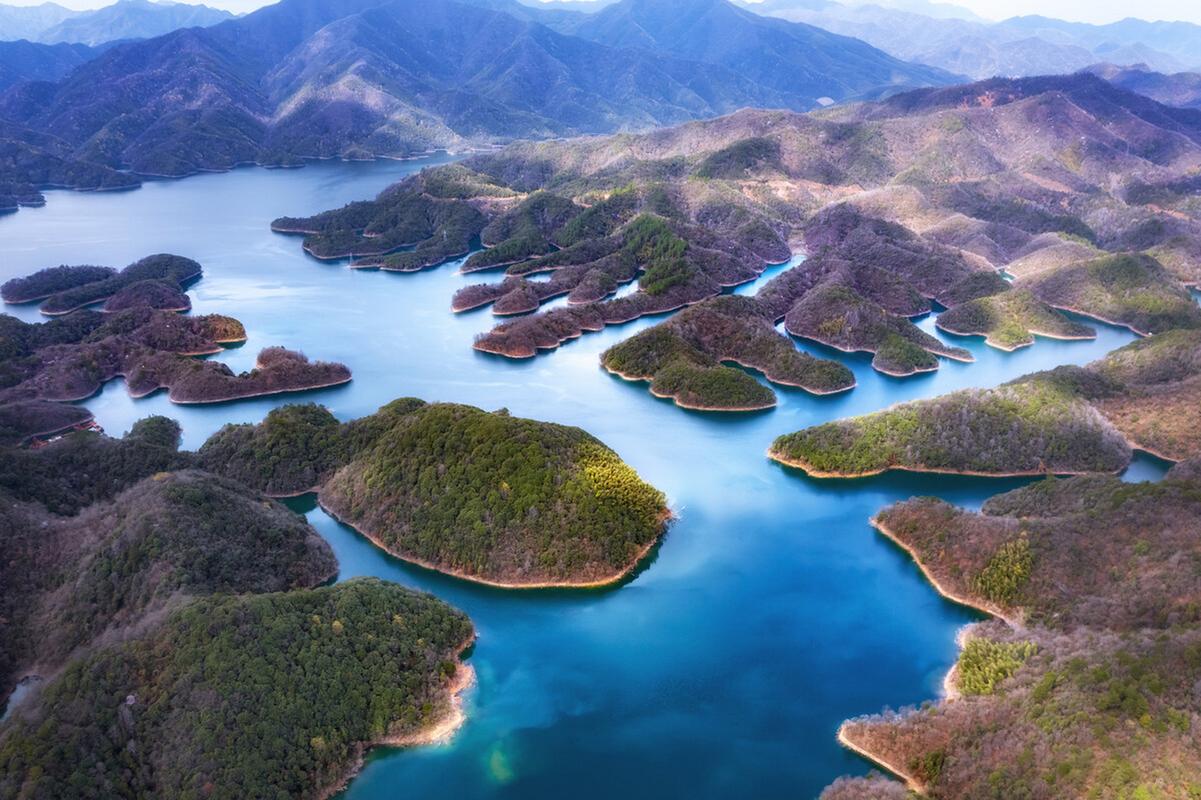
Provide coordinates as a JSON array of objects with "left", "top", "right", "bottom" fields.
[
  {"left": 825, "top": 463, "right": 1201, "bottom": 798},
  {"left": 770, "top": 325, "right": 1201, "bottom": 477}
]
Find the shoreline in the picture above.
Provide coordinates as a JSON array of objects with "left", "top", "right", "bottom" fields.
[
  {"left": 317, "top": 497, "right": 671, "bottom": 590},
  {"left": 836, "top": 724, "right": 924, "bottom": 794},
  {"left": 765, "top": 448, "right": 1126, "bottom": 480},
  {"left": 1046, "top": 303, "right": 1153, "bottom": 337},
  {"left": 604, "top": 363, "right": 776, "bottom": 412},
  {"left": 788, "top": 329, "right": 973, "bottom": 368},
  {"left": 935, "top": 320, "right": 1097, "bottom": 352},
  {"left": 871, "top": 517, "right": 1017, "bottom": 626},
  {"left": 315, "top": 635, "right": 476, "bottom": 800},
  {"left": 168, "top": 375, "right": 352, "bottom": 405}
]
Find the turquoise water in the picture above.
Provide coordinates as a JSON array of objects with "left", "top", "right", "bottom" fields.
[{"left": 0, "top": 160, "right": 1165, "bottom": 798}]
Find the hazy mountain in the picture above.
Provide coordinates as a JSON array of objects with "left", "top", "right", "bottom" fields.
[
  {"left": 0, "top": 2, "right": 78, "bottom": 41},
  {"left": 748, "top": 1, "right": 1197, "bottom": 78},
  {"left": 997, "top": 16, "right": 1201, "bottom": 69},
  {"left": 0, "top": 39, "right": 99, "bottom": 90},
  {"left": 0, "top": 0, "right": 957, "bottom": 204},
  {"left": 555, "top": 0, "right": 957, "bottom": 102},
  {"left": 37, "top": 0, "right": 233, "bottom": 46},
  {"left": 1087, "top": 63, "right": 1201, "bottom": 110},
  {"left": 0, "top": 0, "right": 232, "bottom": 46}
]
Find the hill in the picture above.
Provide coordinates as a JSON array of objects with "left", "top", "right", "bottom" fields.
[
  {"left": 200, "top": 399, "right": 670, "bottom": 587},
  {"left": 281, "top": 74, "right": 1201, "bottom": 416},
  {"left": 1086, "top": 63, "right": 1201, "bottom": 110},
  {"left": 770, "top": 328, "right": 1201, "bottom": 476},
  {"left": 0, "top": 39, "right": 99, "bottom": 91}
]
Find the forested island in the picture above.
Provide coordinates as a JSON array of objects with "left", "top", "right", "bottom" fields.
[
  {"left": 0, "top": 258, "right": 351, "bottom": 407},
  {"left": 200, "top": 399, "right": 670, "bottom": 587},
  {"left": 770, "top": 327, "right": 1201, "bottom": 477},
  {"left": 0, "top": 420, "right": 474, "bottom": 799}
]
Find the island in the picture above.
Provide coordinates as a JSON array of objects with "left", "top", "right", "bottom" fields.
[
  {"left": 826, "top": 463, "right": 1201, "bottom": 798},
  {"left": 770, "top": 326, "right": 1201, "bottom": 476},
  {"left": 0, "top": 258, "right": 351, "bottom": 407},
  {"left": 3, "top": 254, "right": 203, "bottom": 316},
  {"left": 0, "top": 422, "right": 475, "bottom": 800},
  {"left": 1, "top": 264, "right": 116, "bottom": 303},
  {"left": 600, "top": 295, "right": 854, "bottom": 411},
  {"left": 200, "top": 399, "right": 671, "bottom": 587},
  {"left": 783, "top": 283, "right": 971, "bottom": 376}
]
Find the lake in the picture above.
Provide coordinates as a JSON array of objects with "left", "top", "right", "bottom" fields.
[{"left": 0, "top": 158, "right": 1166, "bottom": 798}]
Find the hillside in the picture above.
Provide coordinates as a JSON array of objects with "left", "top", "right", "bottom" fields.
[
  {"left": 825, "top": 463, "right": 1201, "bottom": 798},
  {"left": 770, "top": 328, "right": 1201, "bottom": 476},
  {"left": 200, "top": 399, "right": 670, "bottom": 586},
  {"left": 0, "top": 468, "right": 337, "bottom": 695},
  {"left": 1087, "top": 63, "right": 1201, "bottom": 110},
  {"left": 0, "top": 40, "right": 99, "bottom": 91},
  {"left": 0, "top": 578, "right": 472, "bottom": 800},
  {"left": 0, "top": 0, "right": 954, "bottom": 209}
]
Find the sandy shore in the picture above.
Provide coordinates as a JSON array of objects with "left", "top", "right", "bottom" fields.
[
  {"left": 315, "top": 638, "right": 476, "bottom": 800},
  {"left": 836, "top": 724, "right": 923, "bottom": 793}
]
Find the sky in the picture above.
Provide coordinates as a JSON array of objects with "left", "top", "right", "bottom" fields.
[{"left": 6, "top": 0, "right": 1201, "bottom": 26}]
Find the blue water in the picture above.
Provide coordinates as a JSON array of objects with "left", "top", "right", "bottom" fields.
[{"left": 0, "top": 159, "right": 1166, "bottom": 798}]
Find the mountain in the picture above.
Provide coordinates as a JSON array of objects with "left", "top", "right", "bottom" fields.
[
  {"left": 0, "top": 0, "right": 955, "bottom": 209},
  {"left": 1087, "top": 63, "right": 1201, "bottom": 109},
  {"left": 748, "top": 1, "right": 1197, "bottom": 79},
  {"left": 0, "top": 39, "right": 99, "bottom": 90},
  {"left": 554, "top": 0, "right": 958, "bottom": 103},
  {"left": 0, "top": 2, "right": 78, "bottom": 41},
  {"left": 37, "top": 0, "right": 233, "bottom": 45},
  {"left": 0, "top": 0, "right": 232, "bottom": 46}
]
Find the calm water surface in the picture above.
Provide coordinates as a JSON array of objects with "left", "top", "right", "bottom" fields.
[{"left": 0, "top": 160, "right": 1167, "bottom": 798}]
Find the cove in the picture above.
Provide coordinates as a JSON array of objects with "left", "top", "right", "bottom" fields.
[{"left": 0, "top": 158, "right": 1162, "bottom": 798}]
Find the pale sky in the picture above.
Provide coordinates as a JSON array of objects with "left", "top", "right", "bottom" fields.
[{"left": 7, "top": 0, "right": 1201, "bottom": 26}]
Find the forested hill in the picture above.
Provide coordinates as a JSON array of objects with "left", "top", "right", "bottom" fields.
[{"left": 0, "top": 0, "right": 954, "bottom": 209}]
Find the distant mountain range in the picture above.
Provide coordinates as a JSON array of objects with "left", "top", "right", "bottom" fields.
[
  {"left": 748, "top": 0, "right": 1201, "bottom": 78},
  {"left": 543, "top": 0, "right": 954, "bottom": 103},
  {"left": 1086, "top": 62, "right": 1201, "bottom": 110},
  {"left": 0, "top": 0, "right": 957, "bottom": 210},
  {"left": 0, "top": 0, "right": 232, "bottom": 46}
]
